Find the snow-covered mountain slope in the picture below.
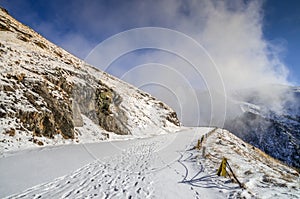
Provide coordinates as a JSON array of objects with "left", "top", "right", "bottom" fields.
[
  {"left": 0, "top": 7, "right": 180, "bottom": 154},
  {"left": 1, "top": 128, "right": 299, "bottom": 198},
  {"left": 225, "top": 86, "right": 300, "bottom": 169},
  {"left": 191, "top": 87, "right": 299, "bottom": 169},
  {"left": 202, "top": 128, "right": 299, "bottom": 198},
  {"left": 1, "top": 7, "right": 299, "bottom": 198}
]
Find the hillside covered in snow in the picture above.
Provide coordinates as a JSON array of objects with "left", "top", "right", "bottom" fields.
[
  {"left": 0, "top": 7, "right": 179, "bottom": 154},
  {"left": 225, "top": 86, "right": 300, "bottom": 169},
  {"left": 0, "top": 7, "right": 299, "bottom": 199}
]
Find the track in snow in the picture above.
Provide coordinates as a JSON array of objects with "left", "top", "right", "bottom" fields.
[
  {"left": 8, "top": 142, "right": 159, "bottom": 199},
  {"left": 4, "top": 128, "right": 238, "bottom": 199}
]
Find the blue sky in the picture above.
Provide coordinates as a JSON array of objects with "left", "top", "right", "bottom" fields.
[
  {"left": 1, "top": 0, "right": 300, "bottom": 85},
  {"left": 262, "top": 0, "right": 300, "bottom": 84}
]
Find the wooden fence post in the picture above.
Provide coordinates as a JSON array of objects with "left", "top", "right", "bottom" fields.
[{"left": 217, "top": 157, "right": 227, "bottom": 177}]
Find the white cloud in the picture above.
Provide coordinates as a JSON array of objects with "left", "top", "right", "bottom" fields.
[{"left": 44, "top": 0, "right": 291, "bottom": 126}]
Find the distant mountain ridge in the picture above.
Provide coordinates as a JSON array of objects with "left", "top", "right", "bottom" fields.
[{"left": 225, "top": 86, "right": 300, "bottom": 169}]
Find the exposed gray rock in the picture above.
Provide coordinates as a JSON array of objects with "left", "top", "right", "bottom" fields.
[{"left": 0, "top": 7, "right": 180, "bottom": 147}]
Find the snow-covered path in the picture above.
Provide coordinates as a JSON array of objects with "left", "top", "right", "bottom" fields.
[
  {"left": 11, "top": 143, "right": 157, "bottom": 198},
  {"left": 1, "top": 128, "right": 240, "bottom": 198}
]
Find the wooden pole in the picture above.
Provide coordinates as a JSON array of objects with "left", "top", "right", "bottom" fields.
[{"left": 226, "top": 162, "right": 243, "bottom": 188}]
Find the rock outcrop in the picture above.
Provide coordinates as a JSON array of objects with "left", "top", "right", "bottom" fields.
[{"left": 0, "top": 7, "right": 180, "bottom": 151}]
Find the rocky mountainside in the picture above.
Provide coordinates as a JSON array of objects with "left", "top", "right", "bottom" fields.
[
  {"left": 225, "top": 86, "right": 300, "bottom": 169},
  {"left": 0, "top": 7, "right": 179, "bottom": 154},
  {"left": 193, "top": 87, "right": 299, "bottom": 169}
]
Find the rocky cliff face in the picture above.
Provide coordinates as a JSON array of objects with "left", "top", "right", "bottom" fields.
[
  {"left": 225, "top": 87, "right": 300, "bottom": 169},
  {"left": 0, "top": 7, "right": 180, "bottom": 152}
]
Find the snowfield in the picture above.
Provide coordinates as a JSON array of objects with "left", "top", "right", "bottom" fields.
[{"left": 1, "top": 127, "right": 299, "bottom": 198}]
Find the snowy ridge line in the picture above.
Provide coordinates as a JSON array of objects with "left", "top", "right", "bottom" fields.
[
  {"left": 0, "top": 7, "right": 180, "bottom": 154},
  {"left": 227, "top": 88, "right": 300, "bottom": 169},
  {"left": 190, "top": 127, "right": 217, "bottom": 151},
  {"left": 201, "top": 129, "right": 300, "bottom": 198},
  {"left": 203, "top": 127, "right": 218, "bottom": 139},
  {"left": 161, "top": 128, "right": 244, "bottom": 198},
  {"left": 188, "top": 128, "right": 299, "bottom": 198},
  {"left": 181, "top": 128, "right": 243, "bottom": 190}
]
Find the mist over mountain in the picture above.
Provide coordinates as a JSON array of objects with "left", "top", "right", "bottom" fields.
[
  {"left": 150, "top": 84, "right": 300, "bottom": 168},
  {"left": 69, "top": 0, "right": 300, "bottom": 169},
  {"left": 0, "top": 6, "right": 299, "bottom": 198},
  {"left": 224, "top": 85, "right": 300, "bottom": 168}
]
